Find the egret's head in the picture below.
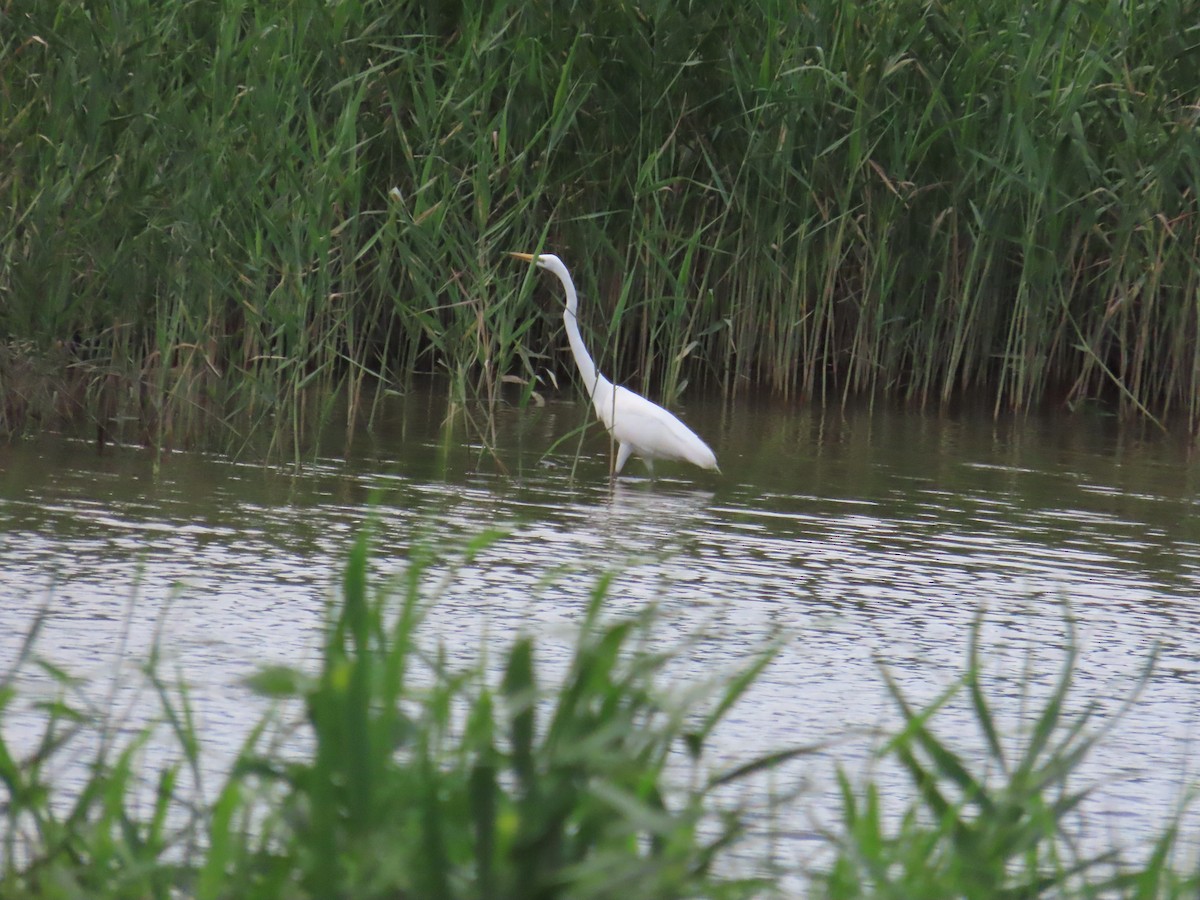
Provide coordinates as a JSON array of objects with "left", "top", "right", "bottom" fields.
[
  {"left": 509, "top": 252, "right": 574, "bottom": 301},
  {"left": 508, "top": 252, "right": 562, "bottom": 271}
]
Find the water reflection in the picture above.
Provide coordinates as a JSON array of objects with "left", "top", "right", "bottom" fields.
[{"left": 0, "top": 391, "right": 1197, "bottom": 867}]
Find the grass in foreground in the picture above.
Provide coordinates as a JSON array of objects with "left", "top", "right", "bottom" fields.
[
  {"left": 816, "top": 618, "right": 1195, "bottom": 899},
  {"left": 0, "top": 531, "right": 1194, "bottom": 898}
]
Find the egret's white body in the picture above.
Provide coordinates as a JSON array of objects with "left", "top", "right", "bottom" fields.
[{"left": 512, "top": 252, "right": 718, "bottom": 475}]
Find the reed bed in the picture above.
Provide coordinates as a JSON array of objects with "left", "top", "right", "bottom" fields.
[
  {"left": 2, "top": 0, "right": 1197, "bottom": 451},
  {"left": 0, "top": 532, "right": 1195, "bottom": 898}
]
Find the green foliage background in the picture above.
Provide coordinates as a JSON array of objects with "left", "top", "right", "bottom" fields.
[{"left": 3, "top": 0, "right": 1198, "bottom": 447}]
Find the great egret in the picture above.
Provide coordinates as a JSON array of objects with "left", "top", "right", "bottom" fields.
[{"left": 510, "top": 252, "right": 719, "bottom": 475}]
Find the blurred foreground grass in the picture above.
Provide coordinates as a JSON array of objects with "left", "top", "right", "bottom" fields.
[{"left": 0, "top": 529, "right": 1195, "bottom": 898}]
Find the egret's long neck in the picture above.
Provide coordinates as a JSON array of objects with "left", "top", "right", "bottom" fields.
[{"left": 558, "top": 270, "right": 602, "bottom": 397}]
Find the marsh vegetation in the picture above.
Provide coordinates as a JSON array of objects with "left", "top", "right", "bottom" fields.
[
  {"left": 1, "top": 531, "right": 1196, "bottom": 898},
  {"left": 3, "top": 0, "right": 1198, "bottom": 455}
]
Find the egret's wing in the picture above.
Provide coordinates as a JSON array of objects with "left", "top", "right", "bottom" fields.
[{"left": 608, "top": 386, "right": 713, "bottom": 464}]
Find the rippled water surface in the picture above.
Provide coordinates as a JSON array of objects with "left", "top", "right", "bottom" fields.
[{"left": 2, "top": 390, "right": 1198, "bottom": 869}]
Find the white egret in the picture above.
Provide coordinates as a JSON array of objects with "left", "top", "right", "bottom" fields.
[{"left": 510, "top": 252, "right": 719, "bottom": 475}]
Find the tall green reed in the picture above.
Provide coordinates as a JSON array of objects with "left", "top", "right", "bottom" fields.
[
  {"left": 816, "top": 613, "right": 1198, "bottom": 899},
  {"left": 0, "top": 608, "right": 203, "bottom": 899},
  {"left": 216, "top": 527, "right": 792, "bottom": 899},
  {"left": 2, "top": 0, "right": 1197, "bottom": 454},
  {"left": 0, "top": 531, "right": 792, "bottom": 899}
]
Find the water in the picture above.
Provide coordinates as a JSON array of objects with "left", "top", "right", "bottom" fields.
[{"left": 1, "top": 388, "right": 1198, "bottom": 874}]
